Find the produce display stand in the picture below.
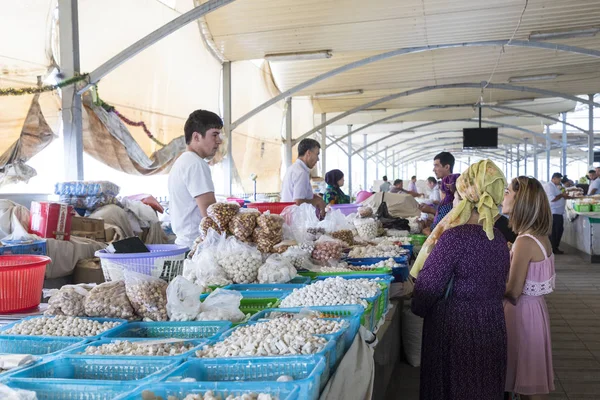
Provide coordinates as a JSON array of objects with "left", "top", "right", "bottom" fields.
[{"left": 563, "top": 201, "right": 600, "bottom": 263}]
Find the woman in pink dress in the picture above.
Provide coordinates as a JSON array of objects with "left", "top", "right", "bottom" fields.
[{"left": 502, "top": 176, "right": 555, "bottom": 399}]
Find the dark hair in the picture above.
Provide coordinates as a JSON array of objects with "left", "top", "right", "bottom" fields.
[
  {"left": 427, "top": 177, "right": 437, "bottom": 184},
  {"left": 589, "top": 169, "right": 596, "bottom": 174},
  {"left": 411, "top": 176, "right": 416, "bottom": 180},
  {"left": 298, "top": 139, "right": 320, "bottom": 157},
  {"left": 325, "top": 169, "right": 344, "bottom": 186},
  {"left": 552, "top": 172, "right": 563, "bottom": 179},
  {"left": 382, "top": 176, "right": 388, "bottom": 181},
  {"left": 393, "top": 179, "right": 402, "bottom": 185},
  {"left": 434, "top": 151, "right": 455, "bottom": 172},
  {"left": 184, "top": 110, "right": 223, "bottom": 145},
  {"left": 561, "top": 177, "right": 569, "bottom": 184}
]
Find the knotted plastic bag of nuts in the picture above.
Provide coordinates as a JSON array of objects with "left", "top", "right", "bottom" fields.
[
  {"left": 44, "top": 284, "right": 94, "bottom": 317},
  {"left": 124, "top": 270, "right": 169, "bottom": 321},
  {"left": 256, "top": 212, "right": 285, "bottom": 234},
  {"left": 200, "top": 216, "right": 221, "bottom": 238},
  {"left": 228, "top": 209, "right": 259, "bottom": 240},
  {"left": 207, "top": 202, "right": 240, "bottom": 231},
  {"left": 84, "top": 280, "right": 136, "bottom": 320},
  {"left": 330, "top": 229, "right": 354, "bottom": 246},
  {"left": 311, "top": 235, "right": 344, "bottom": 262},
  {"left": 253, "top": 226, "right": 283, "bottom": 253}
]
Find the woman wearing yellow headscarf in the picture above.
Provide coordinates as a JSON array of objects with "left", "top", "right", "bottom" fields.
[{"left": 410, "top": 160, "right": 511, "bottom": 400}]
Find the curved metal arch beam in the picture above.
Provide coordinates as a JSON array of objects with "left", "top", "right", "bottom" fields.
[
  {"left": 357, "top": 118, "right": 560, "bottom": 157},
  {"left": 298, "top": 83, "right": 600, "bottom": 145},
  {"left": 368, "top": 131, "right": 522, "bottom": 161},
  {"left": 398, "top": 145, "right": 507, "bottom": 166},
  {"left": 231, "top": 40, "right": 600, "bottom": 131},
  {"left": 327, "top": 104, "right": 586, "bottom": 148},
  {"left": 78, "top": 0, "right": 237, "bottom": 93}
]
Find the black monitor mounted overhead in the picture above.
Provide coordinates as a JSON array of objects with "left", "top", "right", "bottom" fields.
[{"left": 463, "top": 105, "right": 498, "bottom": 149}]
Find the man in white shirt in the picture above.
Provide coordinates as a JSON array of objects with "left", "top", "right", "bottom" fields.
[
  {"left": 427, "top": 177, "right": 441, "bottom": 204},
  {"left": 544, "top": 172, "right": 573, "bottom": 254},
  {"left": 168, "top": 110, "right": 223, "bottom": 248},
  {"left": 407, "top": 176, "right": 419, "bottom": 194},
  {"left": 588, "top": 169, "right": 600, "bottom": 195},
  {"left": 379, "top": 176, "right": 391, "bottom": 192},
  {"left": 281, "top": 138, "right": 326, "bottom": 217}
]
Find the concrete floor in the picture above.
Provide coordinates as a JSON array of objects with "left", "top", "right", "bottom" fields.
[{"left": 386, "top": 250, "right": 600, "bottom": 400}]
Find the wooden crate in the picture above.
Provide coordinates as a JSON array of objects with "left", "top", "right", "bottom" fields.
[{"left": 71, "top": 216, "right": 106, "bottom": 242}]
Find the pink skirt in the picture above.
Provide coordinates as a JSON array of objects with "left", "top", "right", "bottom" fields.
[{"left": 504, "top": 295, "right": 555, "bottom": 395}]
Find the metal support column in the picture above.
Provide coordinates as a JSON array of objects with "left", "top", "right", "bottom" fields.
[
  {"left": 384, "top": 148, "right": 388, "bottom": 178},
  {"left": 546, "top": 125, "right": 551, "bottom": 181},
  {"left": 516, "top": 144, "right": 520, "bottom": 176},
  {"left": 59, "top": 0, "right": 83, "bottom": 180},
  {"left": 504, "top": 148, "right": 509, "bottom": 178},
  {"left": 590, "top": 94, "right": 595, "bottom": 167},
  {"left": 363, "top": 134, "right": 368, "bottom": 191},
  {"left": 321, "top": 113, "right": 327, "bottom": 178},
  {"left": 524, "top": 138, "right": 528, "bottom": 176},
  {"left": 533, "top": 136, "right": 538, "bottom": 179},
  {"left": 347, "top": 125, "right": 353, "bottom": 197},
  {"left": 375, "top": 143, "right": 379, "bottom": 179},
  {"left": 223, "top": 61, "right": 233, "bottom": 195},
  {"left": 509, "top": 145, "right": 513, "bottom": 179},
  {"left": 392, "top": 151, "right": 396, "bottom": 180},
  {"left": 284, "top": 97, "right": 292, "bottom": 169},
  {"left": 562, "top": 112, "right": 568, "bottom": 175}
]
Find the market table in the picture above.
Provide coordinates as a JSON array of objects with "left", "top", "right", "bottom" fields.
[{"left": 562, "top": 201, "right": 600, "bottom": 263}]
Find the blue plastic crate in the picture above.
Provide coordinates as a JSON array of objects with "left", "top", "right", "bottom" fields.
[
  {"left": 223, "top": 283, "right": 307, "bottom": 291},
  {"left": 63, "top": 338, "right": 208, "bottom": 360},
  {"left": 345, "top": 255, "right": 408, "bottom": 266},
  {"left": 2, "top": 380, "right": 136, "bottom": 400},
  {"left": 200, "top": 291, "right": 291, "bottom": 301},
  {"left": 7, "top": 356, "right": 181, "bottom": 384},
  {"left": 0, "top": 240, "right": 47, "bottom": 256},
  {"left": 0, "top": 335, "right": 86, "bottom": 358},
  {"left": 250, "top": 306, "right": 363, "bottom": 353},
  {"left": 196, "top": 332, "right": 337, "bottom": 384},
  {"left": 0, "top": 317, "right": 127, "bottom": 340},
  {"left": 161, "top": 356, "right": 326, "bottom": 400},
  {"left": 103, "top": 321, "right": 231, "bottom": 341},
  {"left": 115, "top": 381, "right": 300, "bottom": 400}
]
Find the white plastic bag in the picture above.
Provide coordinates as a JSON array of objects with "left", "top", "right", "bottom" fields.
[
  {"left": 257, "top": 254, "right": 298, "bottom": 284},
  {"left": 281, "top": 247, "right": 314, "bottom": 271},
  {"left": 183, "top": 255, "right": 231, "bottom": 288},
  {"left": 281, "top": 203, "right": 320, "bottom": 243},
  {"left": 354, "top": 218, "right": 378, "bottom": 239},
  {"left": 191, "top": 229, "right": 226, "bottom": 263},
  {"left": 0, "top": 384, "right": 37, "bottom": 400},
  {"left": 318, "top": 209, "right": 352, "bottom": 233},
  {"left": 402, "top": 301, "right": 423, "bottom": 367},
  {"left": 197, "top": 288, "right": 246, "bottom": 322},
  {"left": 124, "top": 270, "right": 168, "bottom": 321},
  {"left": 166, "top": 276, "right": 205, "bottom": 321},
  {"left": 44, "top": 284, "right": 94, "bottom": 317},
  {"left": 216, "top": 236, "right": 262, "bottom": 283}
]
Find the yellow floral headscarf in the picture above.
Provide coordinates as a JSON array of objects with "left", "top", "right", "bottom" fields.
[{"left": 410, "top": 159, "right": 507, "bottom": 278}]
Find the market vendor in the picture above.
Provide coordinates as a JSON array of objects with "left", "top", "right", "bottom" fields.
[
  {"left": 419, "top": 152, "right": 457, "bottom": 231},
  {"left": 168, "top": 110, "right": 223, "bottom": 248},
  {"left": 323, "top": 169, "right": 351, "bottom": 205},
  {"left": 281, "top": 138, "right": 326, "bottom": 217},
  {"left": 390, "top": 179, "right": 421, "bottom": 197},
  {"left": 544, "top": 172, "right": 575, "bottom": 254},
  {"left": 587, "top": 169, "right": 600, "bottom": 195}
]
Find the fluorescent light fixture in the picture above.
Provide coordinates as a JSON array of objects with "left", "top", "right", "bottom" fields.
[
  {"left": 357, "top": 108, "right": 387, "bottom": 114},
  {"left": 508, "top": 74, "right": 559, "bottom": 83},
  {"left": 496, "top": 98, "right": 536, "bottom": 106},
  {"left": 313, "top": 90, "right": 363, "bottom": 99},
  {"left": 529, "top": 27, "right": 600, "bottom": 41},
  {"left": 265, "top": 50, "right": 332, "bottom": 62}
]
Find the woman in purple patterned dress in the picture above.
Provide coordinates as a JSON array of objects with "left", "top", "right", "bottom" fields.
[{"left": 411, "top": 160, "right": 511, "bottom": 400}]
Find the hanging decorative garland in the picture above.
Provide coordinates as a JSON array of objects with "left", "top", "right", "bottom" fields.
[
  {"left": 0, "top": 74, "right": 89, "bottom": 96},
  {"left": 95, "top": 92, "right": 166, "bottom": 148}
]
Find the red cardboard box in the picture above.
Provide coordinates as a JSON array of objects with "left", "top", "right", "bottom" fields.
[{"left": 29, "top": 201, "right": 74, "bottom": 241}]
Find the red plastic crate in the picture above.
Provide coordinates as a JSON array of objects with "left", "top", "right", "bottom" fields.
[
  {"left": 29, "top": 201, "right": 74, "bottom": 241},
  {"left": 246, "top": 202, "right": 295, "bottom": 214},
  {"left": 0, "top": 255, "right": 51, "bottom": 313}
]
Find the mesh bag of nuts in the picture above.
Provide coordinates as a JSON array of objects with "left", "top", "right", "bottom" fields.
[
  {"left": 228, "top": 209, "right": 259, "bottom": 240},
  {"left": 84, "top": 280, "right": 136, "bottom": 320},
  {"left": 124, "top": 270, "right": 169, "bottom": 321},
  {"left": 200, "top": 216, "right": 221, "bottom": 238},
  {"left": 207, "top": 202, "right": 240, "bottom": 231}
]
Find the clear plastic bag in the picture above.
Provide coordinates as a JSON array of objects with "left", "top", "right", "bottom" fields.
[
  {"left": 257, "top": 254, "right": 298, "bottom": 284},
  {"left": 281, "top": 247, "right": 315, "bottom": 271},
  {"left": 311, "top": 235, "right": 344, "bottom": 262},
  {"left": 257, "top": 212, "right": 285, "bottom": 233},
  {"left": 280, "top": 203, "right": 320, "bottom": 242},
  {"left": 354, "top": 217, "right": 379, "bottom": 239},
  {"left": 330, "top": 229, "right": 354, "bottom": 246},
  {"left": 252, "top": 226, "right": 283, "bottom": 254},
  {"left": 84, "top": 280, "right": 136, "bottom": 320},
  {"left": 166, "top": 276, "right": 205, "bottom": 321},
  {"left": 207, "top": 202, "right": 240, "bottom": 230},
  {"left": 182, "top": 257, "right": 231, "bottom": 288},
  {"left": 200, "top": 216, "right": 221, "bottom": 238},
  {"left": 197, "top": 288, "right": 246, "bottom": 322},
  {"left": 317, "top": 208, "right": 352, "bottom": 233},
  {"left": 358, "top": 206, "right": 374, "bottom": 218},
  {"left": 191, "top": 229, "right": 226, "bottom": 263},
  {"left": 228, "top": 209, "right": 259, "bottom": 240},
  {"left": 124, "top": 270, "right": 168, "bottom": 321},
  {"left": 0, "top": 384, "right": 37, "bottom": 400},
  {"left": 216, "top": 236, "right": 262, "bottom": 283},
  {"left": 44, "top": 284, "right": 93, "bottom": 317}
]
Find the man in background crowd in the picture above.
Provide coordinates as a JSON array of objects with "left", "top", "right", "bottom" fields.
[
  {"left": 407, "top": 176, "right": 419, "bottom": 194},
  {"left": 544, "top": 172, "right": 574, "bottom": 254},
  {"left": 588, "top": 169, "right": 600, "bottom": 195},
  {"left": 380, "top": 176, "right": 391, "bottom": 192}
]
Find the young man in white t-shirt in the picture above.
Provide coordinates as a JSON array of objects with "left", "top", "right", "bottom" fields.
[{"left": 168, "top": 110, "right": 223, "bottom": 248}]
